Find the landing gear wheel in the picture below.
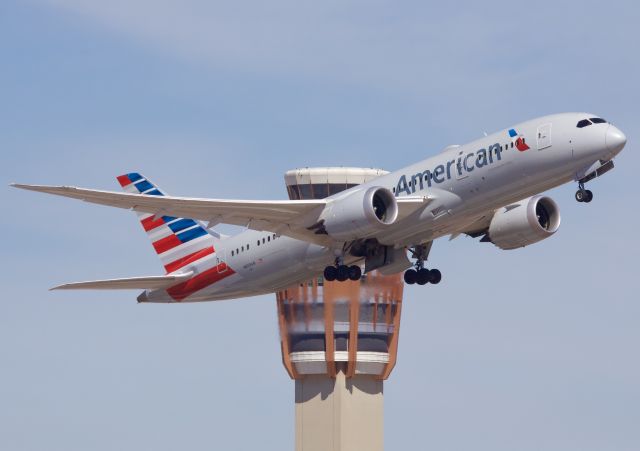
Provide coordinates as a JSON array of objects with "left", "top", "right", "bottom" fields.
[
  {"left": 416, "top": 268, "right": 431, "bottom": 285},
  {"left": 575, "top": 190, "right": 585, "bottom": 202},
  {"left": 428, "top": 269, "right": 442, "bottom": 284},
  {"left": 584, "top": 190, "right": 593, "bottom": 203},
  {"left": 348, "top": 265, "right": 362, "bottom": 281},
  {"left": 404, "top": 269, "right": 417, "bottom": 285},
  {"left": 336, "top": 265, "right": 349, "bottom": 282},
  {"left": 324, "top": 266, "right": 337, "bottom": 281}
]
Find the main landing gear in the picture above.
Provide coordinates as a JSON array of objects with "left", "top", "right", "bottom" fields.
[
  {"left": 324, "top": 262, "right": 362, "bottom": 282},
  {"left": 404, "top": 266, "right": 441, "bottom": 285},
  {"left": 575, "top": 182, "right": 593, "bottom": 203},
  {"left": 404, "top": 243, "right": 442, "bottom": 286}
]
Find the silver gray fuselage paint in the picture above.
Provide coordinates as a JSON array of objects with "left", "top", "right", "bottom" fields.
[{"left": 143, "top": 112, "right": 625, "bottom": 302}]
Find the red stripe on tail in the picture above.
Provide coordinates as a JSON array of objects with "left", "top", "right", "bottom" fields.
[
  {"left": 117, "top": 175, "right": 133, "bottom": 187},
  {"left": 152, "top": 234, "right": 182, "bottom": 254},
  {"left": 164, "top": 247, "right": 215, "bottom": 273},
  {"left": 167, "top": 263, "right": 235, "bottom": 301},
  {"left": 141, "top": 215, "right": 166, "bottom": 232}
]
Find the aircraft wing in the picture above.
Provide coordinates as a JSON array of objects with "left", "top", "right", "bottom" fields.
[
  {"left": 11, "top": 183, "right": 431, "bottom": 245},
  {"left": 11, "top": 183, "right": 332, "bottom": 244},
  {"left": 50, "top": 271, "right": 194, "bottom": 290}
]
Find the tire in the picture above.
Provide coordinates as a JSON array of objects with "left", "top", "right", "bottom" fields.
[
  {"left": 584, "top": 190, "right": 593, "bottom": 203},
  {"left": 404, "top": 269, "right": 417, "bottom": 285},
  {"left": 324, "top": 266, "right": 337, "bottom": 281},
  {"left": 336, "top": 265, "right": 349, "bottom": 282},
  {"left": 575, "top": 190, "right": 584, "bottom": 202},
  {"left": 429, "top": 269, "right": 442, "bottom": 284},
  {"left": 348, "top": 265, "right": 362, "bottom": 281},
  {"left": 416, "top": 268, "right": 430, "bottom": 285}
]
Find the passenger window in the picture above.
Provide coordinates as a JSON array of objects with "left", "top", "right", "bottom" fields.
[
  {"left": 268, "top": 236, "right": 270, "bottom": 242},
  {"left": 257, "top": 240, "right": 260, "bottom": 246},
  {"left": 577, "top": 119, "right": 592, "bottom": 128},
  {"left": 231, "top": 250, "right": 235, "bottom": 256},
  {"left": 236, "top": 248, "right": 239, "bottom": 254},
  {"left": 262, "top": 238, "right": 265, "bottom": 244},
  {"left": 511, "top": 142, "right": 514, "bottom": 148},
  {"left": 590, "top": 117, "right": 607, "bottom": 124}
]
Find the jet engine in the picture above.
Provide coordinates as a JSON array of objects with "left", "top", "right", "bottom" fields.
[
  {"left": 319, "top": 186, "right": 398, "bottom": 241},
  {"left": 487, "top": 195, "right": 561, "bottom": 250}
]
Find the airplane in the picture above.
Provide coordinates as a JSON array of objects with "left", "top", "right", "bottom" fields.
[{"left": 11, "top": 112, "right": 626, "bottom": 303}]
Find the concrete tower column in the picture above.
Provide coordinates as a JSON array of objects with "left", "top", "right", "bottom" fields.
[
  {"left": 277, "top": 167, "right": 405, "bottom": 451},
  {"left": 295, "top": 372, "right": 383, "bottom": 451}
]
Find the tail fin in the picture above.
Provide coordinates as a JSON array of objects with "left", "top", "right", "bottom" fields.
[{"left": 116, "top": 173, "right": 218, "bottom": 274}]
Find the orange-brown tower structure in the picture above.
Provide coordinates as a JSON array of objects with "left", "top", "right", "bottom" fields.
[{"left": 276, "top": 168, "right": 405, "bottom": 451}]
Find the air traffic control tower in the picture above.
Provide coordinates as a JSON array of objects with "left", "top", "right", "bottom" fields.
[{"left": 276, "top": 168, "right": 405, "bottom": 451}]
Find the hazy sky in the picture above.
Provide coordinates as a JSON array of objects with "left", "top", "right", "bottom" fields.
[{"left": 2, "top": 1, "right": 639, "bottom": 450}]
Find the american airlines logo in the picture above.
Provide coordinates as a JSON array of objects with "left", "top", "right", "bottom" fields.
[
  {"left": 395, "top": 129, "right": 530, "bottom": 195},
  {"left": 395, "top": 142, "right": 503, "bottom": 195},
  {"left": 510, "top": 128, "right": 530, "bottom": 151}
]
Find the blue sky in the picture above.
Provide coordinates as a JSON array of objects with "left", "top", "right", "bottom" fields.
[{"left": 2, "top": 1, "right": 639, "bottom": 450}]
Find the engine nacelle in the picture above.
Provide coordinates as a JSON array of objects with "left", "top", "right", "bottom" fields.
[
  {"left": 488, "top": 195, "right": 561, "bottom": 250},
  {"left": 321, "top": 187, "right": 398, "bottom": 241}
]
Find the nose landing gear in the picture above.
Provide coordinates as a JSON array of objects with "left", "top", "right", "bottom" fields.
[{"left": 575, "top": 182, "right": 593, "bottom": 203}]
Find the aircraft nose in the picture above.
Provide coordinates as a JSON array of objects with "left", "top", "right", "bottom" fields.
[{"left": 606, "top": 125, "right": 627, "bottom": 155}]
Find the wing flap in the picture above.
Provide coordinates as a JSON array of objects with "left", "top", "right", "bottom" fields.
[
  {"left": 50, "top": 271, "right": 194, "bottom": 291},
  {"left": 396, "top": 195, "right": 433, "bottom": 220}
]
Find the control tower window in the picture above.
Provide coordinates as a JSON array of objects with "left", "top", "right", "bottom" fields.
[
  {"left": 590, "top": 117, "right": 607, "bottom": 124},
  {"left": 577, "top": 119, "right": 592, "bottom": 128},
  {"left": 314, "top": 184, "right": 328, "bottom": 199},
  {"left": 328, "top": 183, "right": 346, "bottom": 195},
  {"left": 287, "top": 185, "right": 298, "bottom": 200},
  {"left": 298, "top": 184, "right": 313, "bottom": 199}
]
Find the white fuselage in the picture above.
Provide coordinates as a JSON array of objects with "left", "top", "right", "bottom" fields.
[{"left": 141, "top": 112, "right": 625, "bottom": 302}]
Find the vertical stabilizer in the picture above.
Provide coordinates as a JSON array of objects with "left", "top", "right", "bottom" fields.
[{"left": 116, "top": 173, "right": 219, "bottom": 274}]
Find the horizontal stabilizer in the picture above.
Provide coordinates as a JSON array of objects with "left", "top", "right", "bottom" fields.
[{"left": 50, "top": 271, "right": 193, "bottom": 291}]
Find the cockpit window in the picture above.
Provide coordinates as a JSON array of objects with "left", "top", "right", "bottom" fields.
[
  {"left": 577, "top": 119, "right": 592, "bottom": 128},
  {"left": 590, "top": 117, "right": 607, "bottom": 124}
]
